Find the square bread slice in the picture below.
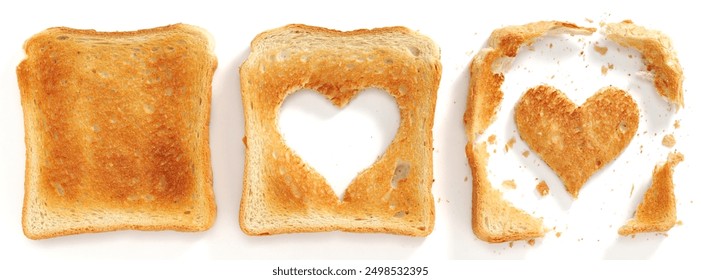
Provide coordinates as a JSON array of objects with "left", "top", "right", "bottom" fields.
[
  {"left": 17, "top": 24, "right": 217, "bottom": 239},
  {"left": 239, "top": 24, "right": 441, "bottom": 236}
]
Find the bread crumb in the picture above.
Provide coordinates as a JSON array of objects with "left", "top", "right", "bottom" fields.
[
  {"left": 556, "top": 232, "right": 562, "bottom": 238},
  {"left": 536, "top": 181, "right": 549, "bottom": 196},
  {"left": 437, "top": 197, "right": 441, "bottom": 203},
  {"left": 548, "top": 43, "right": 553, "bottom": 49},
  {"left": 487, "top": 134, "right": 496, "bottom": 144},
  {"left": 464, "top": 176, "right": 468, "bottom": 182},
  {"left": 522, "top": 150, "right": 530, "bottom": 158},
  {"left": 601, "top": 65, "right": 608, "bottom": 75},
  {"left": 674, "top": 120, "right": 680, "bottom": 129},
  {"left": 662, "top": 134, "right": 676, "bottom": 148},
  {"left": 505, "top": 137, "right": 516, "bottom": 152},
  {"left": 585, "top": 18, "right": 593, "bottom": 23},
  {"left": 527, "top": 239, "right": 535, "bottom": 246},
  {"left": 509, "top": 241, "right": 514, "bottom": 248},
  {"left": 629, "top": 184, "right": 634, "bottom": 198},
  {"left": 593, "top": 44, "right": 608, "bottom": 55},
  {"left": 502, "top": 180, "right": 517, "bottom": 189},
  {"left": 676, "top": 220, "right": 683, "bottom": 226}
]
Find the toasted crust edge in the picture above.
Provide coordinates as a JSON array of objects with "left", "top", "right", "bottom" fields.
[{"left": 618, "top": 153, "right": 683, "bottom": 236}]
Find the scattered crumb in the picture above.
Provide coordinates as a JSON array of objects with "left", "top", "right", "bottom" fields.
[
  {"left": 608, "top": 63, "right": 614, "bottom": 69},
  {"left": 493, "top": 149, "right": 496, "bottom": 154},
  {"left": 527, "top": 239, "right": 535, "bottom": 246},
  {"left": 548, "top": 43, "right": 553, "bottom": 49},
  {"left": 466, "top": 50, "right": 474, "bottom": 56},
  {"left": 536, "top": 181, "right": 550, "bottom": 196},
  {"left": 505, "top": 137, "right": 516, "bottom": 152},
  {"left": 585, "top": 18, "right": 593, "bottom": 23},
  {"left": 593, "top": 44, "right": 608, "bottom": 55},
  {"left": 674, "top": 120, "right": 680, "bottom": 129},
  {"left": 509, "top": 242, "right": 514, "bottom": 248},
  {"left": 522, "top": 150, "right": 530, "bottom": 158},
  {"left": 502, "top": 180, "right": 517, "bottom": 189},
  {"left": 487, "top": 134, "right": 496, "bottom": 144},
  {"left": 446, "top": 200, "right": 450, "bottom": 203},
  {"left": 463, "top": 176, "right": 468, "bottom": 182},
  {"left": 579, "top": 50, "right": 584, "bottom": 56},
  {"left": 662, "top": 134, "right": 676, "bottom": 148},
  {"left": 599, "top": 21, "right": 605, "bottom": 27},
  {"left": 629, "top": 184, "right": 634, "bottom": 198},
  {"left": 437, "top": 198, "right": 441, "bottom": 203},
  {"left": 677, "top": 220, "right": 683, "bottom": 226},
  {"left": 556, "top": 232, "right": 562, "bottom": 238},
  {"left": 662, "top": 233, "right": 669, "bottom": 237},
  {"left": 601, "top": 65, "right": 609, "bottom": 75}
]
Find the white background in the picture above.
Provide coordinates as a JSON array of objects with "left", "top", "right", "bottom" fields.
[{"left": 0, "top": 0, "right": 698, "bottom": 277}]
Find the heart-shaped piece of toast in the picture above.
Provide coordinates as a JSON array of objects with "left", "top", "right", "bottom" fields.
[{"left": 515, "top": 85, "right": 639, "bottom": 197}]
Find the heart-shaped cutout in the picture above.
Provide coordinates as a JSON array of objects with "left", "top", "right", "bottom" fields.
[
  {"left": 278, "top": 88, "right": 400, "bottom": 199},
  {"left": 514, "top": 85, "right": 639, "bottom": 197}
]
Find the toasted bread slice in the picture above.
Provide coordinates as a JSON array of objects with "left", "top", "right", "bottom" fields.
[
  {"left": 619, "top": 153, "right": 683, "bottom": 236},
  {"left": 17, "top": 24, "right": 217, "bottom": 239},
  {"left": 604, "top": 20, "right": 684, "bottom": 108},
  {"left": 465, "top": 21, "right": 594, "bottom": 242},
  {"left": 239, "top": 24, "right": 440, "bottom": 236}
]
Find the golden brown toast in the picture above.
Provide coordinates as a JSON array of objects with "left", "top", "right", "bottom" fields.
[
  {"left": 239, "top": 24, "right": 441, "bottom": 236},
  {"left": 619, "top": 153, "right": 683, "bottom": 235},
  {"left": 17, "top": 24, "right": 217, "bottom": 239},
  {"left": 514, "top": 85, "right": 639, "bottom": 198},
  {"left": 604, "top": 20, "right": 684, "bottom": 108},
  {"left": 465, "top": 21, "right": 594, "bottom": 243}
]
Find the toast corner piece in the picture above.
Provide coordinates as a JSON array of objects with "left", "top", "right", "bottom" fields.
[
  {"left": 468, "top": 142, "right": 544, "bottom": 243},
  {"left": 18, "top": 24, "right": 217, "bottom": 239},
  {"left": 239, "top": 24, "right": 440, "bottom": 236},
  {"left": 618, "top": 152, "right": 683, "bottom": 236},
  {"left": 603, "top": 20, "right": 684, "bottom": 108}
]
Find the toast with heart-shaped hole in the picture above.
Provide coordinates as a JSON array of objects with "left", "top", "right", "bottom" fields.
[{"left": 239, "top": 24, "right": 441, "bottom": 236}]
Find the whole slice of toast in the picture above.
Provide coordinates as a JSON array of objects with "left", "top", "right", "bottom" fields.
[
  {"left": 17, "top": 24, "right": 217, "bottom": 239},
  {"left": 239, "top": 24, "right": 441, "bottom": 236}
]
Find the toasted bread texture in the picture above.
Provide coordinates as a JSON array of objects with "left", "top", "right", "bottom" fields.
[
  {"left": 17, "top": 24, "right": 217, "bottom": 239},
  {"left": 604, "top": 20, "right": 684, "bottom": 108},
  {"left": 465, "top": 21, "right": 596, "bottom": 137},
  {"left": 515, "top": 85, "right": 639, "bottom": 198},
  {"left": 468, "top": 143, "right": 544, "bottom": 243},
  {"left": 239, "top": 24, "right": 440, "bottom": 236},
  {"left": 619, "top": 153, "right": 683, "bottom": 236},
  {"left": 465, "top": 21, "right": 593, "bottom": 242}
]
